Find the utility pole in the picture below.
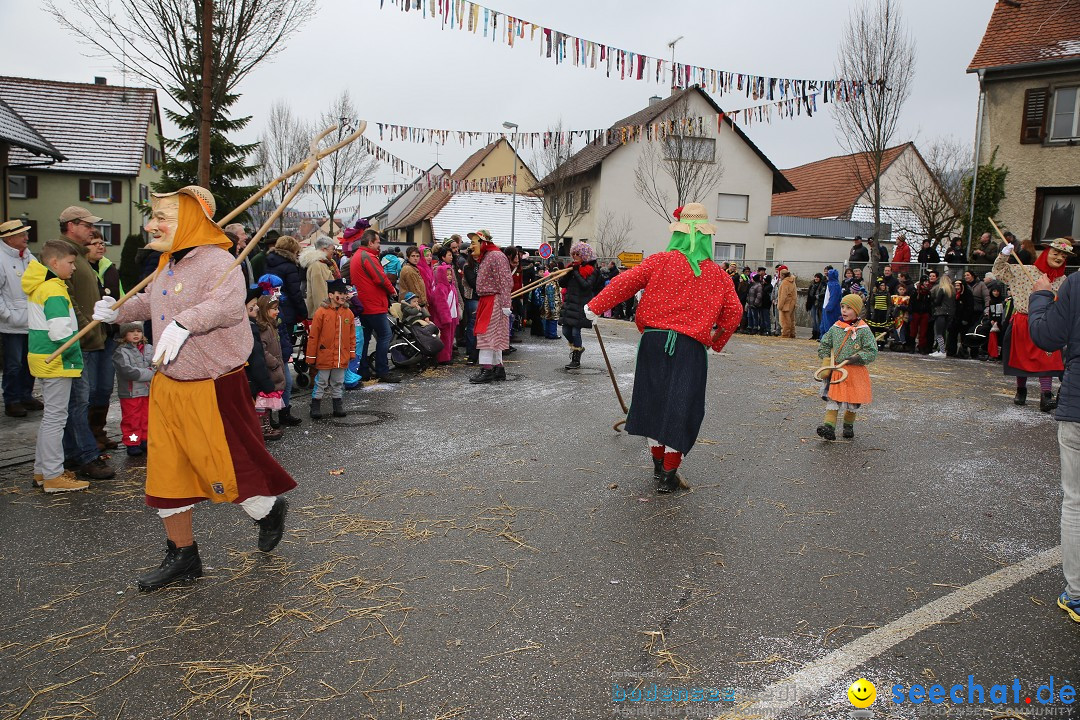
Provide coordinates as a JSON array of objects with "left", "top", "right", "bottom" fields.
[{"left": 198, "top": 0, "right": 213, "bottom": 188}]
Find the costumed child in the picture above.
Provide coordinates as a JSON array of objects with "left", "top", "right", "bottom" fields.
[
  {"left": 985, "top": 279, "right": 1006, "bottom": 361},
  {"left": 583, "top": 203, "right": 742, "bottom": 493},
  {"left": 306, "top": 278, "right": 356, "bottom": 420},
  {"left": 112, "top": 322, "right": 155, "bottom": 456},
  {"left": 993, "top": 237, "right": 1073, "bottom": 411},
  {"left": 816, "top": 294, "right": 878, "bottom": 441},
  {"left": 819, "top": 268, "right": 842, "bottom": 338},
  {"left": 539, "top": 263, "right": 562, "bottom": 340},
  {"left": 244, "top": 287, "right": 279, "bottom": 425},
  {"left": 92, "top": 186, "right": 296, "bottom": 592},
  {"left": 25, "top": 240, "right": 89, "bottom": 493},
  {"left": 400, "top": 291, "right": 432, "bottom": 326},
  {"left": 888, "top": 284, "right": 910, "bottom": 350},
  {"left": 467, "top": 230, "right": 513, "bottom": 384},
  {"left": 254, "top": 295, "right": 286, "bottom": 441}
]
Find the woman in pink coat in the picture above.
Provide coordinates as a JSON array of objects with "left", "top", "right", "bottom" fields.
[{"left": 432, "top": 245, "right": 462, "bottom": 364}]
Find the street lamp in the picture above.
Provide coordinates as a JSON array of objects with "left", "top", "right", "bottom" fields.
[{"left": 502, "top": 121, "right": 519, "bottom": 248}]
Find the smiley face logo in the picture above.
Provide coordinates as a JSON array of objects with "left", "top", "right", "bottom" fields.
[{"left": 847, "top": 678, "right": 876, "bottom": 709}]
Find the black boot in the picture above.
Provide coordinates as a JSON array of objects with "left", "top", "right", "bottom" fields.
[
  {"left": 1051, "top": 389, "right": 1060, "bottom": 411},
  {"left": 656, "top": 467, "right": 682, "bottom": 494},
  {"left": 565, "top": 348, "right": 582, "bottom": 369},
  {"left": 469, "top": 367, "right": 496, "bottom": 384},
  {"left": 332, "top": 398, "right": 346, "bottom": 417},
  {"left": 310, "top": 398, "right": 323, "bottom": 419},
  {"left": 136, "top": 540, "right": 202, "bottom": 592},
  {"left": 816, "top": 424, "right": 836, "bottom": 441},
  {"left": 493, "top": 365, "right": 507, "bottom": 381},
  {"left": 1040, "top": 390, "right": 1055, "bottom": 413},
  {"left": 652, "top": 457, "right": 663, "bottom": 483},
  {"left": 278, "top": 406, "right": 302, "bottom": 427},
  {"left": 256, "top": 496, "right": 289, "bottom": 552},
  {"left": 842, "top": 424, "right": 855, "bottom": 439},
  {"left": 1014, "top": 386, "right": 1027, "bottom": 406}
]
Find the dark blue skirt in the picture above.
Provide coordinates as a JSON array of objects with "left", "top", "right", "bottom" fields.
[{"left": 624, "top": 329, "right": 707, "bottom": 455}]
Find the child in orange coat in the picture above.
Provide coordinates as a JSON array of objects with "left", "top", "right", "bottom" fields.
[{"left": 305, "top": 279, "right": 356, "bottom": 419}]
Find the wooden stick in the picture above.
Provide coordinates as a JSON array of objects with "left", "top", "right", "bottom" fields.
[
  {"left": 988, "top": 217, "right": 1024, "bottom": 267},
  {"left": 510, "top": 266, "right": 572, "bottom": 299},
  {"left": 44, "top": 271, "right": 159, "bottom": 364},
  {"left": 594, "top": 323, "right": 628, "bottom": 415},
  {"left": 216, "top": 124, "right": 364, "bottom": 227}
]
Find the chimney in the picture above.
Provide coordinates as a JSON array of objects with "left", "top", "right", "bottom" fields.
[
  {"left": 648, "top": 95, "right": 662, "bottom": 106},
  {"left": 94, "top": 76, "right": 107, "bottom": 85}
]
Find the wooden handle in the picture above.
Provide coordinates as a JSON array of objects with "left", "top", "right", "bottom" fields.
[
  {"left": 510, "top": 266, "right": 573, "bottom": 299},
  {"left": 594, "top": 324, "right": 628, "bottom": 415},
  {"left": 988, "top": 217, "right": 1023, "bottom": 266}
]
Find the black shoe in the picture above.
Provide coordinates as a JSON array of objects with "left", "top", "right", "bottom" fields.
[
  {"left": 1051, "top": 389, "right": 1060, "bottom": 411},
  {"left": 469, "top": 367, "right": 496, "bottom": 384},
  {"left": 377, "top": 373, "right": 402, "bottom": 384},
  {"left": 466, "top": 351, "right": 479, "bottom": 366},
  {"left": 842, "top": 424, "right": 855, "bottom": 439},
  {"left": 652, "top": 457, "right": 663, "bottom": 483},
  {"left": 256, "top": 496, "right": 288, "bottom": 552},
  {"left": 137, "top": 540, "right": 202, "bottom": 592},
  {"left": 310, "top": 398, "right": 324, "bottom": 420},
  {"left": 816, "top": 424, "right": 836, "bottom": 441},
  {"left": 126, "top": 445, "right": 144, "bottom": 456},
  {"left": 78, "top": 458, "right": 115, "bottom": 480},
  {"left": 1014, "top": 387, "right": 1027, "bottom": 406},
  {"left": 505, "top": 346, "right": 517, "bottom": 355},
  {"left": 4, "top": 402, "right": 27, "bottom": 418},
  {"left": 493, "top": 365, "right": 507, "bottom": 381},
  {"left": 565, "top": 349, "right": 582, "bottom": 370},
  {"left": 656, "top": 467, "right": 681, "bottom": 494},
  {"left": 332, "top": 398, "right": 346, "bottom": 417},
  {"left": 1040, "top": 390, "right": 1055, "bottom": 413},
  {"left": 278, "top": 406, "right": 303, "bottom": 426}
]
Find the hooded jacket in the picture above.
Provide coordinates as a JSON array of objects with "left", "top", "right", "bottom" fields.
[
  {"left": 56, "top": 236, "right": 105, "bottom": 351},
  {"left": 306, "top": 302, "right": 356, "bottom": 370},
  {"left": 300, "top": 246, "right": 336, "bottom": 318},
  {"left": 0, "top": 240, "right": 33, "bottom": 334},
  {"left": 819, "top": 269, "right": 842, "bottom": 335},
  {"left": 1029, "top": 275, "right": 1080, "bottom": 422},
  {"left": 264, "top": 247, "right": 307, "bottom": 324},
  {"left": 22, "top": 260, "right": 82, "bottom": 377},
  {"left": 113, "top": 341, "right": 155, "bottom": 398}
]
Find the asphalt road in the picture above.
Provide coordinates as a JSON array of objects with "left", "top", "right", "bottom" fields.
[{"left": 0, "top": 322, "right": 1076, "bottom": 720}]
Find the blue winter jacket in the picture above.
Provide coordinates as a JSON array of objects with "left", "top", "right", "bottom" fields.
[
  {"left": 1028, "top": 275, "right": 1080, "bottom": 423},
  {"left": 819, "top": 269, "right": 842, "bottom": 336}
]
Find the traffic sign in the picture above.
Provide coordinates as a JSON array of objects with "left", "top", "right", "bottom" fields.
[
  {"left": 538, "top": 242, "right": 552, "bottom": 259},
  {"left": 617, "top": 251, "right": 643, "bottom": 267}
]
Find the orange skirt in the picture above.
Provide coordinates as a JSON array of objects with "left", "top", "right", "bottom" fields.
[{"left": 827, "top": 364, "right": 872, "bottom": 405}]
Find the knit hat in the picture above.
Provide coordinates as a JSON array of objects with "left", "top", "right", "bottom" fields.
[
  {"left": 117, "top": 322, "right": 143, "bottom": 338},
  {"left": 327, "top": 278, "right": 348, "bottom": 294},
  {"left": 403, "top": 291, "right": 417, "bottom": 302},
  {"left": 840, "top": 294, "right": 864, "bottom": 314},
  {"left": 246, "top": 286, "right": 262, "bottom": 304}
]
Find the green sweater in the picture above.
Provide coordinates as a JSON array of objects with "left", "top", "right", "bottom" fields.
[{"left": 817, "top": 320, "right": 878, "bottom": 365}]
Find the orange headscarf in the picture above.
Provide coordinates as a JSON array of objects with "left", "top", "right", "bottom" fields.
[{"left": 155, "top": 194, "right": 231, "bottom": 273}]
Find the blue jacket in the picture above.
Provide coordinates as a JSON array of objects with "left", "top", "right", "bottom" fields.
[
  {"left": 1029, "top": 276, "right": 1080, "bottom": 423},
  {"left": 820, "top": 269, "right": 842, "bottom": 336}
]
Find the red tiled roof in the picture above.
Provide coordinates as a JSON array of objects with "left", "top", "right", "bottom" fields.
[
  {"left": 770, "top": 144, "right": 911, "bottom": 219},
  {"left": 0, "top": 76, "right": 158, "bottom": 176},
  {"left": 533, "top": 85, "right": 793, "bottom": 194},
  {"left": 969, "top": 0, "right": 1080, "bottom": 71}
]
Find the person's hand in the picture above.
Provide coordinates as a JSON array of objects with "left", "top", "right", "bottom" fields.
[
  {"left": 583, "top": 304, "right": 599, "bottom": 322},
  {"left": 1033, "top": 274, "right": 1054, "bottom": 294},
  {"left": 502, "top": 307, "right": 512, "bottom": 317},
  {"left": 151, "top": 321, "right": 190, "bottom": 365},
  {"left": 999, "top": 243, "right": 1013, "bottom": 257},
  {"left": 92, "top": 298, "right": 119, "bottom": 323}
]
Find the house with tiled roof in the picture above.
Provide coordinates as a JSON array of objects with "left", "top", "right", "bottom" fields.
[
  {"left": 0, "top": 75, "right": 164, "bottom": 258},
  {"left": 968, "top": 0, "right": 1080, "bottom": 243},
  {"left": 384, "top": 139, "right": 538, "bottom": 247},
  {"left": 0, "top": 97, "right": 65, "bottom": 220},
  {"left": 370, "top": 163, "right": 448, "bottom": 235},
  {"left": 532, "top": 85, "right": 793, "bottom": 261}
]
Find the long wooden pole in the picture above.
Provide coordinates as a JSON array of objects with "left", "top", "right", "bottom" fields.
[
  {"left": 45, "top": 122, "right": 365, "bottom": 364},
  {"left": 988, "top": 217, "right": 1024, "bottom": 267},
  {"left": 510, "top": 265, "right": 573, "bottom": 299},
  {"left": 593, "top": 323, "right": 627, "bottom": 415}
]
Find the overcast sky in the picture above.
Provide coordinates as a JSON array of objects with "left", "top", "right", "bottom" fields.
[{"left": 0, "top": 0, "right": 995, "bottom": 217}]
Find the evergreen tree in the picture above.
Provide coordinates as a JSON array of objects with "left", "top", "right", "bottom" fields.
[{"left": 153, "top": 79, "right": 257, "bottom": 221}]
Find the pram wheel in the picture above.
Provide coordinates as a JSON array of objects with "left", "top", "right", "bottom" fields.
[{"left": 294, "top": 371, "right": 312, "bottom": 389}]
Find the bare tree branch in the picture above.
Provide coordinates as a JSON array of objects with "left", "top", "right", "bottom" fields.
[
  {"left": 533, "top": 120, "right": 590, "bottom": 246},
  {"left": 251, "top": 99, "right": 310, "bottom": 229},
  {"left": 633, "top": 93, "right": 724, "bottom": 223},
  {"left": 833, "top": 0, "right": 916, "bottom": 278},
  {"left": 888, "top": 137, "right": 969, "bottom": 246},
  {"left": 594, "top": 210, "right": 634, "bottom": 259},
  {"left": 310, "top": 91, "right": 379, "bottom": 229}
]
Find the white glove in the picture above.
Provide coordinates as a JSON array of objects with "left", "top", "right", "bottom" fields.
[
  {"left": 584, "top": 304, "right": 599, "bottom": 322},
  {"left": 92, "top": 298, "right": 119, "bottom": 323},
  {"left": 1000, "top": 243, "right": 1013, "bottom": 257},
  {"left": 152, "top": 321, "right": 191, "bottom": 366},
  {"left": 502, "top": 307, "right": 512, "bottom": 317}
]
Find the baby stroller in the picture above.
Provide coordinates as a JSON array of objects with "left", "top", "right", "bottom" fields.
[
  {"left": 291, "top": 319, "right": 314, "bottom": 389},
  {"left": 388, "top": 302, "right": 443, "bottom": 370},
  {"left": 963, "top": 317, "right": 991, "bottom": 359}
]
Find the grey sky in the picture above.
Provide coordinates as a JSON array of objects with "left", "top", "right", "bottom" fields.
[{"left": 0, "top": 0, "right": 994, "bottom": 217}]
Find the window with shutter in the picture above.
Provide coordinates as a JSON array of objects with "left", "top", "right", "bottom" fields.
[
  {"left": 26, "top": 220, "right": 38, "bottom": 244},
  {"left": 111, "top": 181, "right": 122, "bottom": 202},
  {"left": 1021, "top": 88, "right": 1049, "bottom": 144},
  {"left": 25, "top": 175, "right": 37, "bottom": 199}
]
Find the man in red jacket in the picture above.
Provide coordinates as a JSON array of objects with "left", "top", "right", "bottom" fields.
[{"left": 349, "top": 229, "right": 401, "bottom": 383}]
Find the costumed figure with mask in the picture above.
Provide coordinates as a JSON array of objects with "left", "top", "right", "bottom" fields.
[
  {"left": 92, "top": 186, "right": 296, "bottom": 592},
  {"left": 993, "top": 237, "right": 1074, "bottom": 411},
  {"left": 467, "top": 230, "right": 513, "bottom": 384},
  {"left": 582, "top": 203, "right": 742, "bottom": 493}
]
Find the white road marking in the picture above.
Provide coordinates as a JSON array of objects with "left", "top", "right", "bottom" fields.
[{"left": 719, "top": 545, "right": 1063, "bottom": 718}]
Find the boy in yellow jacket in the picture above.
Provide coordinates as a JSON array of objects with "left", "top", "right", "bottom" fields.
[{"left": 23, "top": 240, "right": 89, "bottom": 492}]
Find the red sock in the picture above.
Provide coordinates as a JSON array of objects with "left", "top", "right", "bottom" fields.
[
  {"left": 663, "top": 451, "right": 682, "bottom": 471},
  {"left": 650, "top": 445, "right": 665, "bottom": 461}
]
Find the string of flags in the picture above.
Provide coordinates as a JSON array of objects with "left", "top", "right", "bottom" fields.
[
  {"left": 380, "top": 0, "right": 865, "bottom": 101},
  {"left": 354, "top": 173, "right": 519, "bottom": 197}
]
